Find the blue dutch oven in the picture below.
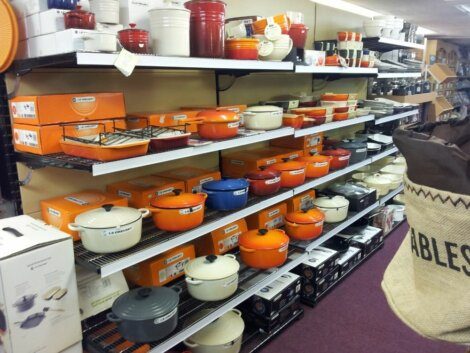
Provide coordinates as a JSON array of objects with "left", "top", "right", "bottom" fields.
[
  {"left": 48, "top": 0, "right": 77, "bottom": 10},
  {"left": 202, "top": 179, "right": 249, "bottom": 211}
]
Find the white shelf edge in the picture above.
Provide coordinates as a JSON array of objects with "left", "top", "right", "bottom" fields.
[
  {"left": 379, "top": 184, "right": 404, "bottom": 205},
  {"left": 295, "top": 65, "right": 378, "bottom": 74},
  {"left": 377, "top": 37, "right": 425, "bottom": 50},
  {"left": 151, "top": 251, "right": 308, "bottom": 353},
  {"left": 377, "top": 72, "right": 422, "bottom": 79},
  {"left": 92, "top": 127, "right": 295, "bottom": 176},
  {"left": 294, "top": 115, "right": 374, "bottom": 137},
  {"left": 76, "top": 52, "right": 294, "bottom": 71},
  {"left": 374, "top": 109, "right": 419, "bottom": 125},
  {"left": 371, "top": 147, "right": 399, "bottom": 162}
]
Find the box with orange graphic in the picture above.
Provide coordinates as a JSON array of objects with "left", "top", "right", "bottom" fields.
[
  {"left": 154, "top": 167, "right": 221, "bottom": 193},
  {"left": 9, "top": 93, "right": 126, "bottom": 125},
  {"left": 40, "top": 190, "right": 128, "bottom": 241},
  {"left": 222, "top": 147, "right": 303, "bottom": 178},
  {"left": 12, "top": 119, "right": 126, "bottom": 155},
  {"left": 124, "top": 244, "right": 195, "bottom": 287},
  {"left": 246, "top": 202, "right": 287, "bottom": 230},
  {"left": 195, "top": 219, "right": 247, "bottom": 256},
  {"left": 270, "top": 132, "right": 324, "bottom": 150},
  {"left": 286, "top": 190, "right": 316, "bottom": 213},
  {"left": 107, "top": 176, "right": 185, "bottom": 208},
  {"left": 305, "top": 144, "right": 323, "bottom": 156},
  {"left": 126, "top": 110, "right": 201, "bottom": 132}
]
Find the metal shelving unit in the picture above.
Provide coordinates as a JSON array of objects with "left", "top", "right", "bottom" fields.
[
  {"left": 294, "top": 115, "right": 374, "bottom": 137},
  {"left": 374, "top": 109, "right": 419, "bottom": 125},
  {"left": 371, "top": 147, "right": 399, "bottom": 162},
  {"left": 295, "top": 65, "right": 378, "bottom": 76},
  {"left": 376, "top": 72, "right": 422, "bottom": 79},
  {"left": 362, "top": 37, "right": 425, "bottom": 52}
]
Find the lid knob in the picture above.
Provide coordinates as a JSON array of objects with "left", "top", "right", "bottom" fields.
[
  {"left": 258, "top": 229, "right": 268, "bottom": 236},
  {"left": 282, "top": 157, "right": 290, "bottom": 162},
  {"left": 129, "top": 23, "right": 136, "bottom": 29},
  {"left": 76, "top": 5, "right": 82, "bottom": 10},
  {"left": 259, "top": 166, "right": 267, "bottom": 171},
  {"left": 173, "top": 189, "right": 182, "bottom": 196},
  {"left": 137, "top": 288, "right": 152, "bottom": 299},
  {"left": 102, "top": 204, "right": 114, "bottom": 212},
  {"left": 205, "top": 254, "right": 218, "bottom": 263}
]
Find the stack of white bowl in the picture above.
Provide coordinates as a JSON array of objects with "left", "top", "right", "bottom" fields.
[
  {"left": 391, "top": 18, "right": 404, "bottom": 39},
  {"left": 149, "top": 5, "right": 191, "bottom": 57},
  {"left": 89, "top": 0, "right": 120, "bottom": 24},
  {"left": 363, "top": 18, "right": 386, "bottom": 37},
  {"left": 254, "top": 34, "right": 292, "bottom": 61},
  {"left": 363, "top": 15, "right": 403, "bottom": 39}
]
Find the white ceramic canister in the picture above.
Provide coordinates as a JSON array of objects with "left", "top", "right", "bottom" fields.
[
  {"left": 149, "top": 7, "right": 190, "bottom": 57},
  {"left": 89, "top": 0, "right": 120, "bottom": 24}
]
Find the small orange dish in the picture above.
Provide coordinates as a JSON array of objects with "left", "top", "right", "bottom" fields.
[
  {"left": 333, "top": 112, "right": 349, "bottom": 121},
  {"left": 334, "top": 106, "right": 349, "bottom": 113},
  {"left": 291, "top": 107, "right": 327, "bottom": 117},
  {"left": 321, "top": 93, "right": 349, "bottom": 101},
  {"left": 282, "top": 114, "right": 304, "bottom": 129}
]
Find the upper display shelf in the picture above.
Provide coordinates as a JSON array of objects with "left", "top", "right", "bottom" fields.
[{"left": 362, "top": 37, "right": 426, "bottom": 52}]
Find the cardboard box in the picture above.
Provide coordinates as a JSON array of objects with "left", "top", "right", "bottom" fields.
[
  {"left": 294, "top": 246, "right": 340, "bottom": 282},
  {"left": 127, "top": 110, "right": 201, "bottom": 132},
  {"left": 12, "top": 120, "right": 126, "bottom": 155},
  {"left": 120, "top": 0, "right": 151, "bottom": 31},
  {"left": 337, "top": 226, "right": 383, "bottom": 256},
  {"left": 25, "top": 13, "right": 41, "bottom": 38},
  {"left": 0, "top": 216, "right": 82, "bottom": 353},
  {"left": 270, "top": 133, "right": 324, "bottom": 150},
  {"left": 154, "top": 167, "right": 221, "bottom": 193},
  {"left": 246, "top": 202, "right": 287, "bottom": 230},
  {"left": 301, "top": 267, "right": 339, "bottom": 305},
  {"left": 304, "top": 144, "right": 323, "bottom": 156},
  {"left": 222, "top": 147, "right": 304, "bottom": 178},
  {"left": 41, "top": 190, "right": 128, "bottom": 241},
  {"left": 124, "top": 244, "right": 195, "bottom": 287},
  {"left": 107, "top": 176, "right": 185, "bottom": 208},
  {"left": 337, "top": 246, "right": 362, "bottom": 276},
  {"left": 286, "top": 190, "right": 316, "bottom": 213},
  {"left": 427, "top": 63, "right": 458, "bottom": 84},
  {"left": 10, "top": 93, "right": 126, "bottom": 126},
  {"left": 39, "top": 9, "right": 68, "bottom": 35},
  {"left": 28, "top": 32, "right": 56, "bottom": 58},
  {"left": 195, "top": 219, "right": 247, "bottom": 256},
  {"left": 76, "top": 266, "right": 128, "bottom": 321}
]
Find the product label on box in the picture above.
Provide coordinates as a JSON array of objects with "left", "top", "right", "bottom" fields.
[
  {"left": 102, "top": 224, "right": 134, "bottom": 237},
  {"left": 47, "top": 207, "right": 61, "bottom": 217},
  {"left": 308, "top": 135, "right": 322, "bottom": 146},
  {"left": 313, "top": 162, "right": 328, "bottom": 167},
  {"left": 257, "top": 273, "right": 299, "bottom": 299},
  {"left": 159, "top": 257, "right": 190, "bottom": 283},
  {"left": 118, "top": 190, "right": 132, "bottom": 198},
  {"left": 218, "top": 233, "right": 240, "bottom": 253},
  {"left": 72, "top": 96, "right": 96, "bottom": 104},
  {"left": 164, "top": 252, "right": 183, "bottom": 265},
  {"left": 265, "top": 215, "right": 284, "bottom": 229},
  {"left": 179, "top": 204, "right": 203, "bottom": 215},
  {"left": 65, "top": 196, "right": 89, "bottom": 205},
  {"left": 304, "top": 246, "right": 338, "bottom": 268},
  {"left": 300, "top": 195, "right": 314, "bottom": 210},
  {"left": 200, "top": 177, "right": 214, "bottom": 184},
  {"left": 14, "top": 129, "right": 39, "bottom": 147},
  {"left": 173, "top": 114, "right": 188, "bottom": 121},
  {"left": 154, "top": 307, "right": 177, "bottom": 324},
  {"left": 11, "top": 102, "right": 36, "bottom": 118},
  {"left": 268, "top": 208, "right": 280, "bottom": 218},
  {"left": 289, "top": 169, "right": 305, "bottom": 175},
  {"left": 290, "top": 153, "right": 300, "bottom": 159},
  {"left": 233, "top": 188, "right": 247, "bottom": 196},
  {"left": 265, "top": 177, "right": 281, "bottom": 185},
  {"left": 224, "top": 224, "right": 239, "bottom": 234},
  {"left": 231, "top": 159, "right": 245, "bottom": 165},
  {"left": 157, "top": 187, "right": 175, "bottom": 196},
  {"left": 75, "top": 124, "right": 98, "bottom": 131},
  {"left": 266, "top": 159, "right": 277, "bottom": 165}
]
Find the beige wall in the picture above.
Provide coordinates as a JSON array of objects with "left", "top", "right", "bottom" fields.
[{"left": 7, "top": 2, "right": 371, "bottom": 217}]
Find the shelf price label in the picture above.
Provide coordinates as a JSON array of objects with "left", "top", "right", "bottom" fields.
[{"left": 114, "top": 48, "right": 139, "bottom": 77}]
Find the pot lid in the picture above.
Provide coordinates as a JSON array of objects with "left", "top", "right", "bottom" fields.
[
  {"left": 68, "top": 5, "right": 92, "bottom": 15},
  {"left": 321, "top": 148, "right": 351, "bottom": 157},
  {"left": 118, "top": 23, "right": 149, "bottom": 35},
  {"left": 313, "top": 196, "right": 349, "bottom": 208},
  {"left": 380, "top": 164, "right": 406, "bottom": 175},
  {"left": 239, "top": 229, "right": 289, "bottom": 250},
  {"left": 339, "top": 139, "right": 367, "bottom": 149},
  {"left": 202, "top": 178, "right": 249, "bottom": 191},
  {"left": 186, "top": 309, "right": 245, "bottom": 346},
  {"left": 268, "top": 158, "right": 306, "bottom": 172},
  {"left": 245, "top": 105, "right": 283, "bottom": 113},
  {"left": 112, "top": 286, "right": 179, "bottom": 321},
  {"left": 297, "top": 154, "right": 330, "bottom": 163},
  {"left": 196, "top": 110, "right": 239, "bottom": 123},
  {"left": 184, "top": 254, "right": 240, "bottom": 280},
  {"left": 74, "top": 205, "right": 143, "bottom": 229},
  {"left": 151, "top": 189, "right": 206, "bottom": 209},
  {"left": 364, "top": 173, "right": 391, "bottom": 185},
  {"left": 13, "top": 294, "right": 36, "bottom": 306},
  {"left": 245, "top": 166, "right": 281, "bottom": 180},
  {"left": 285, "top": 208, "right": 325, "bottom": 224}
]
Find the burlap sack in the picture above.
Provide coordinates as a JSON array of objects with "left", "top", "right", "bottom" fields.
[{"left": 382, "top": 174, "right": 470, "bottom": 344}]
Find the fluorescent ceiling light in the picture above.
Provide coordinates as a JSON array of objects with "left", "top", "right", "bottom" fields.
[
  {"left": 309, "top": 0, "right": 382, "bottom": 18},
  {"left": 455, "top": 4, "right": 470, "bottom": 13},
  {"left": 416, "top": 26, "right": 436, "bottom": 35}
]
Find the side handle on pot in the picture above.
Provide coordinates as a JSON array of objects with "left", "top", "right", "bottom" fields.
[
  {"left": 183, "top": 339, "right": 199, "bottom": 348},
  {"left": 138, "top": 208, "right": 151, "bottom": 218},
  {"left": 285, "top": 220, "right": 299, "bottom": 228},
  {"left": 147, "top": 207, "right": 161, "bottom": 214},
  {"left": 224, "top": 254, "right": 237, "bottom": 260},
  {"left": 106, "top": 312, "right": 122, "bottom": 323},
  {"left": 68, "top": 223, "right": 83, "bottom": 232},
  {"left": 185, "top": 278, "right": 204, "bottom": 285},
  {"left": 232, "top": 308, "right": 242, "bottom": 317},
  {"left": 239, "top": 245, "right": 255, "bottom": 253},
  {"left": 2, "top": 227, "right": 24, "bottom": 237}
]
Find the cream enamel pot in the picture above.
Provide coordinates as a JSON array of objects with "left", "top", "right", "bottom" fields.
[
  {"left": 184, "top": 254, "right": 240, "bottom": 301},
  {"left": 242, "top": 106, "right": 283, "bottom": 130},
  {"left": 380, "top": 173, "right": 402, "bottom": 189},
  {"left": 313, "top": 196, "right": 350, "bottom": 223},
  {"left": 68, "top": 204, "right": 150, "bottom": 253},
  {"left": 184, "top": 309, "right": 244, "bottom": 353},
  {"left": 363, "top": 173, "right": 392, "bottom": 197}
]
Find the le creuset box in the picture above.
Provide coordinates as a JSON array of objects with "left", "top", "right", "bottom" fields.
[
  {"left": 41, "top": 190, "right": 128, "bottom": 241},
  {"left": 27, "top": 32, "right": 57, "bottom": 58},
  {"left": 327, "top": 183, "right": 377, "bottom": 212},
  {"left": 106, "top": 176, "right": 185, "bottom": 209},
  {"left": 25, "top": 12, "right": 40, "bottom": 38},
  {"left": 294, "top": 246, "right": 340, "bottom": 283},
  {"left": 76, "top": 266, "right": 129, "bottom": 320},
  {"left": 305, "top": 144, "right": 324, "bottom": 156},
  {"left": 10, "top": 93, "right": 126, "bottom": 126},
  {"left": 286, "top": 189, "right": 316, "bottom": 213},
  {"left": 301, "top": 266, "right": 339, "bottom": 305},
  {"left": 270, "top": 133, "right": 324, "bottom": 150},
  {"left": 154, "top": 167, "right": 221, "bottom": 193},
  {"left": 240, "top": 272, "right": 301, "bottom": 319},
  {"left": 336, "top": 246, "right": 362, "bottom": 276},
  {"left": 241, "top": 295, "right": 301, "bottom": 334},
  {"left": 0, "top": 216, "right": 82, "bottom": 353},
  {"left": 119, "top": 0, "right": 151, "bottom": 31},
  {"left": 246, "top": 202, "right": 287, "bottom": 230},
  {"left": 337, "top": 226, "right": 383, "bottom": 256},
  {"left": 195, "top": 218, "right": 248, "bottom": 256},
  {"left": 12, "top": 119, "right": 127, "bottom": 155},
  {"left": 127, "top": 110, "right": 201, "bottom": 132},
  {"left": 124, "top": 244, "right": 195, "bottom": 287},
  {"left": 53, "top": 28, "right": 117, "bottom": 57},
  {"left": 39, "top": 8, "right": 68, "bottom": 35},
  {"left": 372, "top": 205, "right": 395, "bottom": 235},
  {"left": 222, "top": 147, "right": 303, "bottom": 178}
]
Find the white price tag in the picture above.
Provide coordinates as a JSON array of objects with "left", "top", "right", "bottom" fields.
[{"left": 114, "top": 48, "right": 139, "bottom": 77}]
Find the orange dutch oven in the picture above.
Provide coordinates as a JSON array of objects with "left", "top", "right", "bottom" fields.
[
  {"left": 297, "top": 153, "right": 332, "bottom": 178},
  {"left": 239, "top": 228, "right": 289, "bottom": 269},
  {"left": 192, "top": 110, "right": 240, "bottom": 140},
  {"left": 149, "top": 189, "right": 207, "bottom": 232},
  {"left": 267, "top": 158, "right": 306, "bottom": 188},
  {"left": 285, "top": 208, "right": 325, "bottom": 240}
]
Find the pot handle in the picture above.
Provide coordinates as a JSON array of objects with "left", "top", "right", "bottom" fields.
[
  {"left": 106, "top": 312, "right": 122, "bottom": 323},
  {"left": 2, "top": 227, "right": 23, "bottom": 237},
  {"left": 239, "top": 245, "right": 255, "bottom": 253},
  {"left": 183, "top": 339, "right": 199, "bottom": 348},
  {"left": 285, "top": 220, "right": 299, "bottom": 228},
  {"left": 138, "top": 208, "right": 151, "bottom": 218},
  {"left": 232, "top": 308, "right": 242, "bottom": 317},
  {"left": 224, "top": 254, "right": 237, "bottom": 260},
  {"left": 68, "top": 223, "right": 82, "bottom": 232},
  {"left": 147, "top": 207, "right": 161, "bottom": 214},
  {"left": 240, "top": 112, "right": 256, "bottom": 117},
  {"left": 185, "top": 278, "right": 204, "bottom": 285},
  {"left": 197, "top": 192, "right": 208, "bottom": 199}
]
